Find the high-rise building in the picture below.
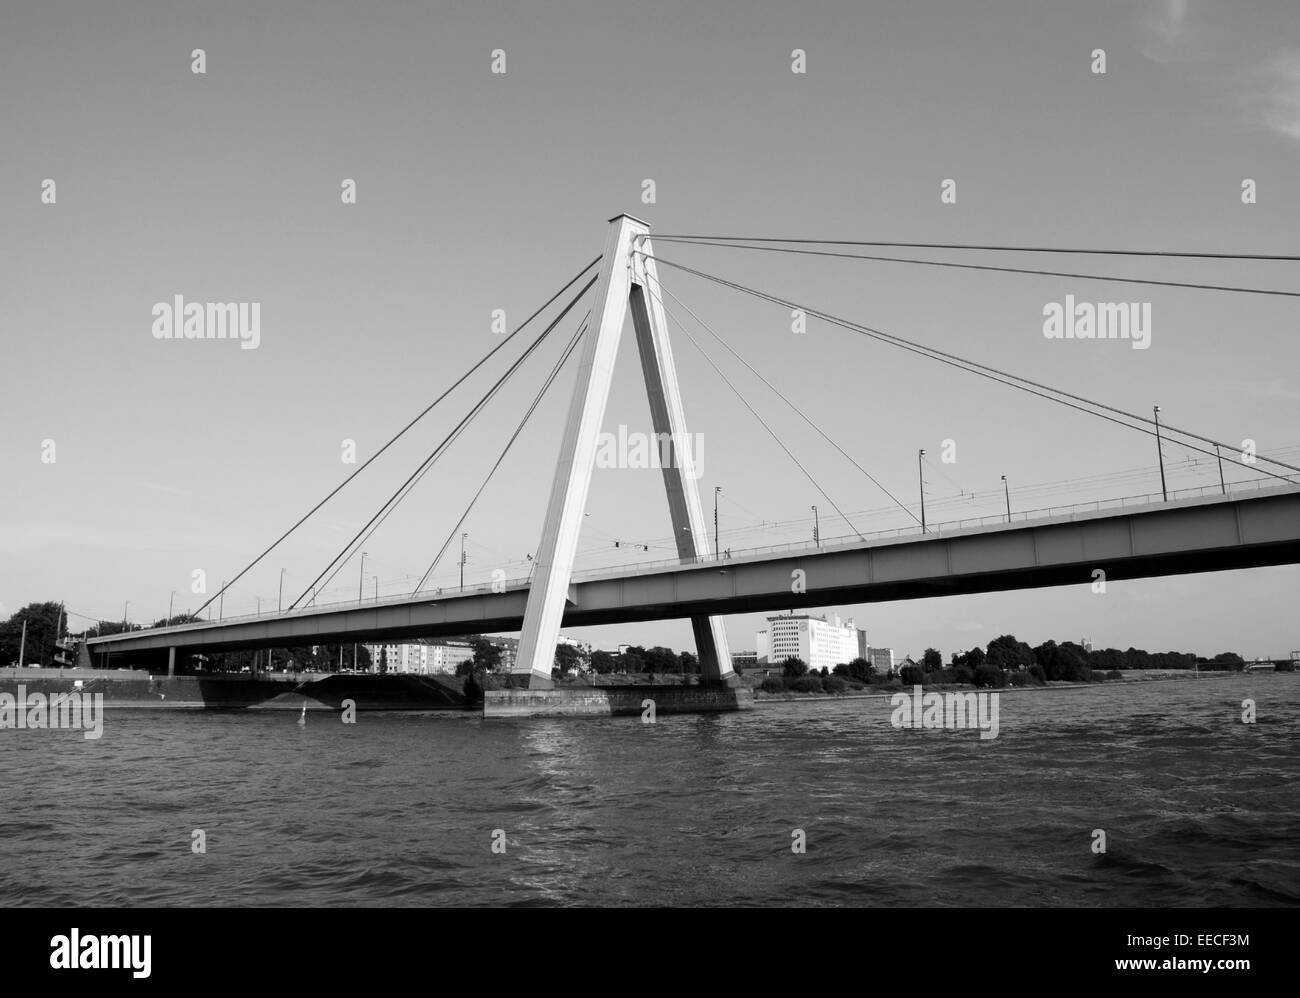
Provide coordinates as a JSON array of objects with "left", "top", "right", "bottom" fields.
[{"left": 756, "top": 612, "right": 864, "bottom": 672}]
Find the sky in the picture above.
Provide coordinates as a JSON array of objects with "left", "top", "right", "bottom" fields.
[{"left": 2, "top": 0, "right": 1299, "bottom": 661}]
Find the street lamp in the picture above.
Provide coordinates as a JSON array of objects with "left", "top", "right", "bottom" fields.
[
  {"left": 918, "top": 449, "right": 927, "bottom": 533},
  {"left": 1153, "top": 405, "right": 1168, "bottom": 501},
  {"left": 1215, "top": 444, "right": 1226, "bottom": 496},
  {"left": 460, "top": 533, "right": 469, "bottom": 591},
  {"left": 218, "top": 580, "right": 226, "bottom": 620},
  {"left": 168, "top": 591, "right": 175, "bottom": 625},
  {"left": 714, "top": 486, "right": 721, "bottom": 559},
  {"left": 278, "top": 569, "right": 286, "bottom": 613},
  {"left": 811, "top": 505, "right": 820, "bottom": 546},
  {"left": 1001, "top": 475, "right": 1011, "bottom": 523},
  {"left": 122, "top": 601, "right": 130, "bottom": 627},
  {"left": 358, "top": 552, "right": 368, "bottom": 601},
  {"left": 373, "top": 576, "right": 379, "bottom": 602}
]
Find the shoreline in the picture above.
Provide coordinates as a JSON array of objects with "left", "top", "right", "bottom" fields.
[{"left": 750, "top": 669, "right": 1248, "bottom": 705}]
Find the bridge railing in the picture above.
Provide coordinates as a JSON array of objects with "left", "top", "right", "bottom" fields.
[
  {"left": 566, "top": 476, "right": 1294, "bottom": 583},
  {"left": 102, "top": 476, "right": 1296, "bottom": 639}
]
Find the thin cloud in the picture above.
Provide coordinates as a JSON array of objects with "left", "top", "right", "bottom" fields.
[
  {"left": 1140, "top": 0, "right": 1192, "bottom": 63},
  {"left": 1242, "top": 51, "right": 1300, "bottom": 142}
]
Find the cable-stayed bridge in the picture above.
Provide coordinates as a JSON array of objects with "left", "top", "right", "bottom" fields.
[{"left": 85, "top": 215, "right": 1300, "bottom": 702}]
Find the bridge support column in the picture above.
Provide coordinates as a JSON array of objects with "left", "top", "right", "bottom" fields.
[
  {"left": 512, "top": 214, "right": 735, "bottom": 689},
  {"left": 168, "top": 646, "right": 176, "bottom": 678}
]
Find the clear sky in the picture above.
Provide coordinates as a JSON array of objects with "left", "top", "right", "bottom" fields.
[{"left": 2, "top": 0, "right": 1298, "bottom": 660}]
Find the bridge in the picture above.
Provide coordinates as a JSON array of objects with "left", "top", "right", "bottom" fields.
[
  {"left": 87, "top": 481, "right": 1300, "bottom": 667},
  {"left": 84, "top": 215, "right": 1300, "bottom": 707}
]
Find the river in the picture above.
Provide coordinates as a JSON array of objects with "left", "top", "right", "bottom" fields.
[{"left": 2, "top": 674, "right": 1296, "bottom": 906}]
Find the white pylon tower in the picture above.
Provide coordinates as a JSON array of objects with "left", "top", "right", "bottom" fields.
[{"left": 512, "top": 214, "right": 735, "bottom": 689}]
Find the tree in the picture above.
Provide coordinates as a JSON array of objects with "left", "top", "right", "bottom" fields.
[
  {"left": 463, "top": 671, "right": 484, "bottom": 705},
  {"left": 921, "top": 647, "right": 943, "bottom": 671},
  {"left": 952, "top": 646, "right": 986, "bottom": 670},
  {"left": 644, "top": 646, "right": 679, "bottom": 674},
  {"left": 845, "top": 657, "right": 873, "bottom": 682},
  {"left": 471, "top": 638, "right": 502, "bottom": 672},
  {"left": 678, "top": 650, "right": 699, "bottom": 675},
  {"left": 455, "top": 658, "right": 476, "bottom": 677},
  {"left": 0, "top": 602, "right": 67, "bottom": 667},
  {"left": 590, "top": 649, "right": 619, "bottom": 674},
  {"left": 781, "top": 656, "right": 808, "bottom": 679},
  {"left": 985, "top": 634, "right": 1034, "bottom": 670},
  {"left": 554, "top": 643, "right": 581, "bottom": 677}
]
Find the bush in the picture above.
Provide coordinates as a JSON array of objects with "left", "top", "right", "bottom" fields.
[
  {"left": 1105, "top": 669, "right": 1123, "bottom": 681},
  {"left": 781, "top": 657, "right": 809, "bottom": 679},
  {"left": 1027, "top": 663, "right": 1046, "bottom": 685},
  {"left": 1008, "top": 670, "right": 1029, "bottom": 687},
  {"left": 953, "top": 664, "right": 976, "bottom": 686},
  {"left": 899, "top": 664, "right": 925, "bottom": 686},
  {"left": 1276, "top": 659, "right": 1295, "bottom": 673},
  {"left": 759, "top": 676, "right": 785, "bottom": 694},
  {"left": 462, "top": 671, "right": 484, "bottom": 705},
  {"left": 973, "top": 664, "right": 1008, "bottom": 689},
  {"left": 790, "top": 676, "right": 824, "bottom": 693},
  {"left": 823, "top": 676, "right": 848, "bottom": 694}
]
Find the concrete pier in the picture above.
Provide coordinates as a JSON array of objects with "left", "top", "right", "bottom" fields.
[{"left": 484, "top": 684, "right": 753, "bottom": 719}]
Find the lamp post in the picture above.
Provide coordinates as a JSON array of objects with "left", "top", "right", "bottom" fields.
[
  {"left": 358, "top": 552, "right": 368, "bottom": 601},
  {"left": 918, "top": 449, "right": 926, "bottom": 533},
  {"left": 460, "top": 533, "right": 468, "bottom": 591},
  {"left": 278, "top": 569, "right": 285, "bottom": 613},
  {"left": 811, "top": 505, "right": 820, "bottom": 547},
  {"left": 122, "top": 601, "right": 130, "bottom": 628},
  {"left": 168, "top": 591, "right": 175, "bottom": 625},
  {"left": 218, "top": 581, "right": 226, "bottom": 621},
  {"left": 1001, "top": 475, "right": 1011, "bottom": 523},
  {"left": 373, "top": 576, "right": 379, "bottom": 602},
  {"left": 1153, "top": 405, "right": 1168, "bottom": 501},
  {"left": 1215, "top": 444, "right": 1226, "bottom": 496},
  {"left": 713, "top": 486, "right": 721, "bottom": 559}
]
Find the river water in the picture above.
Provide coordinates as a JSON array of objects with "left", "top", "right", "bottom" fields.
[{"left": 2, "top": 674, "right": 1296, "bottom": 906}]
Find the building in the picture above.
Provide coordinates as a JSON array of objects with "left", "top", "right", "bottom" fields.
[
  {"left": 364, "top": 640, "right": 473, "bottom": 675},
  {"left": 866, "top": 647, "right": 895, "bottom": 674},
  {"left": 756, "top": 612, "right": 864, "bottom": 672},
  {"left": 731, "top": 650, "right": 758, "bottom": 672}
]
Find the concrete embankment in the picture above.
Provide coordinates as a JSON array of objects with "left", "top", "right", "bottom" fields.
[{"left": 484, "top": 685, "right": 753, "bottom": 718}]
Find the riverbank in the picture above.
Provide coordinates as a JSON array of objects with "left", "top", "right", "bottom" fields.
[{"left": 749, "top": 668, "right": 1245, "bottom": 703}]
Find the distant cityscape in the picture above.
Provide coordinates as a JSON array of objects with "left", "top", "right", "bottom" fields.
[{"left": 360, "top": 612, "right": 897, "bottom": 678}]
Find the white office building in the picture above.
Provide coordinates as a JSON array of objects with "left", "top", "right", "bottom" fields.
[{"left": 756, "top": 612, "right": 864, "bottom": 672}]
